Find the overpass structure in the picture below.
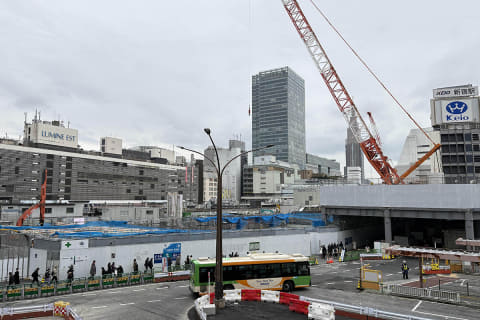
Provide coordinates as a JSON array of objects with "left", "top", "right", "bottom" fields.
[{"left": 305, "top": 184, "right": 480, "bottom": 244}]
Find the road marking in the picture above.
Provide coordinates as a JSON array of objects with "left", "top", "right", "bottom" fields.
[
  {"left": 107, "top": 291, "right": 122, "bottom": 294},
  {"left": 311, "top": 284, "right": 317, "bottom": 287},
  {"left": 397, "top": 272, "right": 403, "bottom": 274},
  {"left": 331, "top": 272, "right": 337, "bottom": 274},
  {"left": 327, "top": 282, "right": 335, "bottom": 285},
  {"left": 133, "top": 288, "right": 146, "bottom": 292},
  {"left": 386, "top": 274, "right": 393, "bottom": 277},
  {"left": 175, "top": 297, "right": 188, "bottom": 300},
  {"left": 156, "top": 286, "right": 169, "bottom": 290},
  {"left": 120, "top": 302, "right": 135, "bottom": 306},
  {"left": 82, "top": 293, "right": 97, "bottom": 296},
  {"left": 415, "top": 267, "right": 419, "bottom": 270},
  {"left": 414, "top": 310, "right": 469, "bottom": 320},
  {"left": 344, "top": 280, "right": 353, "bottom": 283},
  {"left": 344, "top": 270, "right": 351, "bottom": 272},
  {"left": 178, "top": 285, "right": 188, "bottom": 288},
  {"left": 411, "top": 300, "right": 422, "bottom": 311},
  {"left": 147, "top": 299, "right": 162, "bottom": 303},
  {"left": 92, "top": 306, "right": 108, "bottom": 309},
  {"left": 460, "top": 279, "right": 466, "bottom": 286}
]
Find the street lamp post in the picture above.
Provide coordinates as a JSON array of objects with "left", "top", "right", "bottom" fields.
[{"left": 180, "top": 129, "right": 273, "bottom": 310}]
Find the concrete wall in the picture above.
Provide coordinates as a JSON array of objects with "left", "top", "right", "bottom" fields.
[{"left": 318, "top": 184, "right": 480, "bottom": 209}]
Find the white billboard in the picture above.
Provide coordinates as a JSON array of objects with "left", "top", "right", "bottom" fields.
[
  {"left": 440, "top": 99, "right": 475, "bottom": 123},
  {"left": 26, "top": 122, "right": 78, "bottom": 149},
  {"left": 433, "top": 85, "right": 478, "bottom": 99}
]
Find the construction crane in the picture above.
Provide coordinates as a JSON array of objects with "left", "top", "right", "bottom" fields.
[
  {"left": 281, "top": 0, "right": 441, "bottom": 184},
  {"left": 16, "top": 169, "right": 47, "bottom": 226}
]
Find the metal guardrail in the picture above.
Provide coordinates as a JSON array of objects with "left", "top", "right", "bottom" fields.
[
  {"left": 302, "top": 297, "right": 433, "bottom": 320},
  {"left": 383, "top": 284, "right": 461, "bottom": 303},
  {"left": 0, "top": 303, "right": 53, "bottom": 316}
]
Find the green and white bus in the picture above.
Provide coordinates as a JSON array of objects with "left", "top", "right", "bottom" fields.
[{"left": 189, "top": 253, "right": 311, "bottom": 296}]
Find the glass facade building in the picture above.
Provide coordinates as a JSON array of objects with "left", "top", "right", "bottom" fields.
[{"left": 252, "top": 67, "right": 306, "bottom": 168}]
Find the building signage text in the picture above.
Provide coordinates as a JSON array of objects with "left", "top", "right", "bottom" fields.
[
  {"left": 433, "top": 85, "right": 478, "bottom": 99},
  {"left": 41, "top": 130, "right": 76, "bottom": 142}
]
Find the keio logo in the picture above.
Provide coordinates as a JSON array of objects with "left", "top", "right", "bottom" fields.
[{"left": 446, "top": 101, "right": 468, "bottom": 114}]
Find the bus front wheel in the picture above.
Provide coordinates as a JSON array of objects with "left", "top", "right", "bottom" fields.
[{"left": 282, "top": 281, "right": 294, "bottom": 292}]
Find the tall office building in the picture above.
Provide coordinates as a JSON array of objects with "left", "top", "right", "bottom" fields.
[
  {"left": 252, "top": 67, "right": 306, "bottom": 168},
  {"left": 345, "top": 117, "right": 364, "bottom": 182},
  {"left": 431, "top": 84, "right": 480, "bottom": 183}
]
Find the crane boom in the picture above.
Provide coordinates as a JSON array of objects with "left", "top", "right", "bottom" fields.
[
  {"left": 16, "top": 169, "right": 47, "bottom": 226},
  {"left": 282, "top": 0, "right": 401, "bottom": 184}
]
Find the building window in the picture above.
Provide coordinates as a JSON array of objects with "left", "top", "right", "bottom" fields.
[
  {"left": 146, "top": 210, "right": 153, "bottom": 215},
  {"left": 15, "top": 167, "right": 19, "bottom": 174},
  {"left": 66, "top": 207, "right": 74, "bottom": 214},
  {"left": 45, "top": 208, "right": 52, "bottom": 214}
]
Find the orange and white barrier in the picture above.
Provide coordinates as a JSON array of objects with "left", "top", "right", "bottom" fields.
[
  {"left": 308, "top": 302, "right": 335, "bottom": 320},
  {"left": 54, "top": 301, "right": 70, "bottom": 317},
  {"left": 224, "top": 289, "right": 242, "bottom": 302},
  {"left": 260, "top": 290, "right": 279, "bottom": 303}
]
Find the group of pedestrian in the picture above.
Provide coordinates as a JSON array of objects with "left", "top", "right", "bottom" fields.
[
  {"left": 144, "top": 258, "right": 153, "bottom": 272},
  {"left": 228, "top": 252, "right": 239, "bottom": 257},
  {"left": 321, "top": 242, "right": 344, "bottom": 259},
  {"left": 97, "top": 261, "right": 124, "bottom": 277},
  {"left": 8, "top": 268, "right": 20, "bottom": 286}
]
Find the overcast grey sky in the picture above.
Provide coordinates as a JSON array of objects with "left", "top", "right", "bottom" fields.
[{"left": 0, "top": 1, "right": 479, "bottom": 178}]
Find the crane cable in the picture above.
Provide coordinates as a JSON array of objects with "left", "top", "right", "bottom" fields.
[{"left": 308, "top": 0, "right": 436, "bottom": 146}]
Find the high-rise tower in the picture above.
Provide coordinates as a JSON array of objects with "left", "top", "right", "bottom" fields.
[
  {"left": 251, "top": 67, "right": 306, "bottom": 168},
  {"left": 345, "top": 117, "right": 364, "bottom": 182}
]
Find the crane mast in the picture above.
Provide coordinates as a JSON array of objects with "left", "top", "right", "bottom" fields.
[{"left": 281, "top": 0, "right": 401, "bottom": 184}]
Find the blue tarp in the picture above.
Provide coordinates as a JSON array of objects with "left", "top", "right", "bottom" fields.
[{"left": 194, "top": 212, "right": 326, "bottom": 229}]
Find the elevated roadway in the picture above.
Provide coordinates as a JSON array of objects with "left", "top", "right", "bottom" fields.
[{"left": 298, "top": 184, "right": 480, "bottom": 243}]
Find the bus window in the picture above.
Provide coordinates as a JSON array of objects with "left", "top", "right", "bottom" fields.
[
  {"left": 270, "top": 263, "right": 282, "bottom": 277},
  {"left": 223, "top": 265, "right": 236, "bottom": 281},
  {"left": 281, "top": 263, "right": 297, "bottom": 276},
  {"left": 297, "top": 262, "right": 310, "bottom": 276},
  {"left": 237, "top": 264, "right": 252, "bottom": 279},
  {"left": 199, "top": 266, "right": 215, "bottom": 283}
]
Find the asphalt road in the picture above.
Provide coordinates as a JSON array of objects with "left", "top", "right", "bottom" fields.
[{"left": 3, "top": 258, "right": 479, "bottom": 319}]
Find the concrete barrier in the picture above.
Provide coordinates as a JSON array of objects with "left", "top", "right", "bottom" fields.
[{"left": 260, "top": 290, "right": 279, "bottom": 303}]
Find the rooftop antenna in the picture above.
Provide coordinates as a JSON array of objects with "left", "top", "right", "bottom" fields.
[
  {"left": 38, "top": 111, "right": 41, "bottom": 121},
  {"left": 24, "top": 112, "right": 27, "bottom": 124},
  {"left": 35, "top": 109, "right": 38, "bottom": 121}
]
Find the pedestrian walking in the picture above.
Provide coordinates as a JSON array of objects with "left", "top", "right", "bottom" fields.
[
  {"left": 8, "top": 272, "right": 14, "bottom": 286},
  {"left": 117, "top": 265, "right": 124, "bottom": 276},
  {"left": 67, "top": 265, "right": 74, "bottom": 282},
  {"left": 51, "top": 267, "right": 58, "bottom": 283},
  {"left": 401, "top": 260, "right": 409, "bottom": 279},
  {"left": 148, "top": 258, "right": 153, "bottom": 271},
  {"left": 14, "top": 268, "right": 20, "bottom": 284},
  {"left": 90, "top": 260, "right": 96, "bottom": 278},
  {"left": 133, "top": 258, "right": 139, "bottom": 273},
  {"left": 31, "top": 267, "right": 40, "bottom": 286},
  {"left": 44, "top": 268, "right": 51, "bottom": 284},
  {"left": 144, "top": 258, "right": 149, "bottom": 272},
  {"left": 107, "top": 262, "right": 112, "bottom": 274},
  {"left": 102, "top": 267, "right": 107, "bottom": 276}
]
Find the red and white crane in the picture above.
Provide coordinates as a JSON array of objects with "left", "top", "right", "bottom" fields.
[{"left": 281, "top": 0, "right": 440, "bottom": 184}]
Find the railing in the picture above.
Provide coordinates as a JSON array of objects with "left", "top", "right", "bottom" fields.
[
  {"left": 0, "top": 303, "right": 53, "bottom": 317},
  {"left": 0, "top": 271, "right": 156, "bottom": 302},
  {"left": 382, "top": 284, "right": 461, "bottom": 303}
]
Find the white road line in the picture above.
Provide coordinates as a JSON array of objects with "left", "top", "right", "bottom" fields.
[
  {"left": 120, "top": 302, "right": 135, "bottom": 306},
  {"left": 82, "top": 293, "right": 97, "bottom": 296},
  {"left": 397, "top": 271, "right": 403, "bottom": 274},
  {"left": 326, "top": 283, "right": 335, "bottom": 285},
  {"left": 311, "top": 284, "right": 317, "bottom": 287},
  {"left": 147, "top": 300, "right": 162, "bottom": 303},
  {"left": 411, "top": 300, "right": 422, "bottom": 312},
  {"left": 133, "top": 288, "right": 146, "bottom": 292},
  {"left": 344, "top": 270, "right": 351, "bottom": 272},
  {"left": 344, "top": 280, "right": 353, "bottom": 283},
  {"left": 331, "top": 272, "right": 337, "bottom": 274},
  {"left": 415, "top": 267, "right": 419, "bottom": 270},
  {"left": 92, "top": 306, "right": 108, "bottom": 309},
  {"left": 386, "top": 274, "right": 393, "bottom": 277},
  {"left": 156, "top": 286, "right": 169, "bottom": 290},
  {"left": 175, "top": 297, "right": 188, "bottom": 300},
  {"left": 107, "top": 291, "right": 122, "bottom": 294},
  {"left": 460, "top": 279, "right": 466, "bottom": 286},
  {"left": 414, "top": 310, "right": 469, "bottom": 320},
  {"left": 177, "top": 285, "right": 188, "bottom": 288}
]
